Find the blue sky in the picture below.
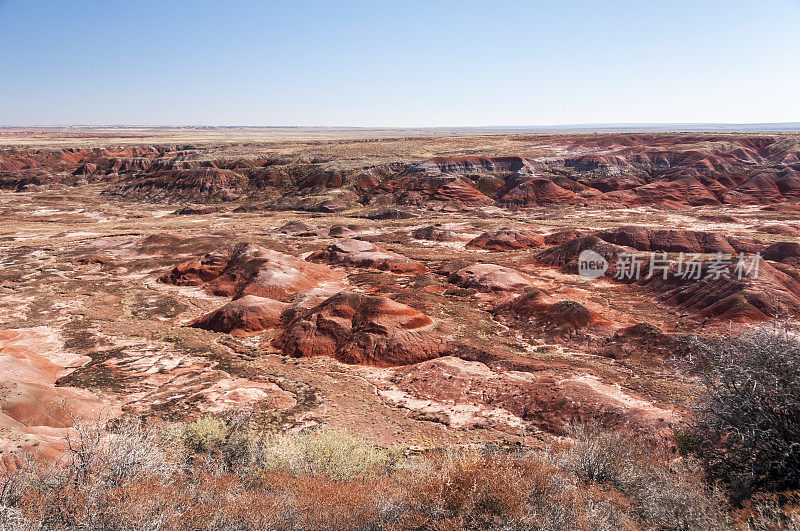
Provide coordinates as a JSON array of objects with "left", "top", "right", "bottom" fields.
[{"left": 1, "top": 0, "right": 799, "bottom": 126}]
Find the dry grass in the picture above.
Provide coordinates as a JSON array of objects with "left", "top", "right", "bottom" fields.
[{"left": 3, "top": 415, "right": 777, "bottom": 530}]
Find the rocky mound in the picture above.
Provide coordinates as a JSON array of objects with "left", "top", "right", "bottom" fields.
[
  {"left": 273, "top": 292, "right": 447, "bottom": 366},
  {"left": 276, "top": 221, "right": 317, "bottom": 235},
  {"left": 466, "top": 228, "right": 545, "bottom": 251},
  {"left": 762, "top": 241, "right": 800, "bottom": 266},
  {"left": 189, "top": 295, "right": 288, "bottom": 336},
  {"left": 722, "top": 169, "right": 800, "bottom": 204},
  {"left": 377, "top": 174, "right": 494, "bottom": 210},
  {"left": 307, "top": 239, "right": 427, "bottom": 275},
  {"left": 380, "top": 356, "right": 676, "bottom": 434},
  {"left": 497, "top": 176, "right": 580, "bottom": 207},
  {"left": 597, "top": 226, "right": 760, "bottom": 254},
  {"left": 493, "top": 290, "right": 611, "bottom": 336},
  {"left": 448, "top": 263, "right": 535, "bottom": 292},
  {"left": 543, "top": 229, "right": 592, "bottom": 245},
  {"left": 270, "top": 191, "right": 360, "bottom": 213},
  {"left": 175, "top": 204, "right": 226, "bottom": 215},
  {"left": 105, "top": 168, "right": 248, "bottom": 202},
  {"left": 412, "top": 225, "right": 464, "bottom": 242},
  {"left": 411, "top": 156, "right": 538, "bottom": 175},
  {"left": 159, "top": 243, "right": 343, "bottom": 299},
  {"left": 640, "top": 256, "right": 800, "bottom": 321},
  {"left": 536, "top": 236, "right": 632, "bottom": 279},
  {"left": 754, "top": 223, "right": 800, "bottom": 236},
  {"left": 601, "top": 177, "right": 722, "bottom": 208},
  {"left": 364, "top": 208, "right": 417, "bottom": 220}
]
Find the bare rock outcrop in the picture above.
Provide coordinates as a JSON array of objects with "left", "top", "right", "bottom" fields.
[
  {"left": 273, "top": 292, "right": 447, "bottom": 366},
  {"left": 189, "top": 295, "right": 288, "bottom": 336},
  {"left": 448, "top": 263, "right": 535, "bottom": 292},
  {"left": 307, "top": 239, "right": 427, "bottom": 275},
  {"left": 160, "top": 243, "right": 343, "bottom": 299},
  {"left": 466, "top": 228, "right": 545, "bottom": 251}
]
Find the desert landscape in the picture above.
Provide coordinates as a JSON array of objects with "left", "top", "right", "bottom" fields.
[{"left": 0, "top": 128, "right": 799, "bottom": 527}]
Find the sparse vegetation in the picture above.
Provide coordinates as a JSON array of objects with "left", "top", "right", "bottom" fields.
[
  {"left": 691, "top": 323, "right": 800, "bottom": 503},
  {"left": 0, "top": 414, "right": 759, "bottom": 530}
]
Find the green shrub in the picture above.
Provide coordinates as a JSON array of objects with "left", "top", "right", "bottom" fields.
[
  {"left": 673, "top": 428, "right": 701, "bottom": 457},
  {"left": 179, "top": 417, "right": 228, "bottom": 453},
  {"left": 259, "top": 427, "right": 398, "bottom": 481}
]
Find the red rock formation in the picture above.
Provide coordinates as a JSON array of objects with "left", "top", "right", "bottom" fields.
[
  {"left": 175, "top": 204, "right": 225, "bottom": 215},
  {"left": 273, "top": 292, "right": 447, "bottom": 366},
  {"left": 602, "top": 177, "right": 721, "bottom": 207},
  {"left": 412, "top": 225, "right": 464, "bottom": 242},
  {"left": 189, "top": 295, "right": 288, "bottom": 336},
  {"left": 307, "top": 239, "right": 427, "bottom": 275},
  {"left": 382, "top": 356, "right": 676, "bottom": 434},
  {"left": 430, "top": 178, "right": 494, "bottom": 206},
  {"left": 497, "top": 177, "right": 579, "bottom": 207},
  {"left": 544, "top": 229, "right": 592, "bottom": 245},
  {"left": 639, "top": 256, "right": 800, "bottom": 321},
  {"left": 277, "top": 220, "right": 317, "bottom": 235},
  {"left": 536, "top": 236, "right": 632, "bottom": 279},
  {"left": 762, "top": 241, "right": 800, "bottom": 266},
  {"left": 412, "top": 156, "right": 538, "bottom": 175},
  {"left": 105, "top": 168, "right": 247, "bottom": 202},
  {"left": 493, "top": 289, "right": 612, "bottom": 337},
  {"left": 722, "top": 169, "right": 800, "bottom": 204},
  {"left": 754, "top": 223, "right": 800, "bottom": 236},
  {"left": 448, "top": 263, "right": 535, "bottom": 292},
  {"left": 597, "top": 226, "right": 759, "bottom": 254},
  {"left": 160, "top": 243, "right": 343, "bottom": 299},
  {"left": 466, "top": 228, "right": 545, "bottom": 251}
]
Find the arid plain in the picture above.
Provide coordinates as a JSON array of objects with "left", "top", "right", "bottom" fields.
[{"left": 2, "top": 128, "right": 800, "bottom": 461}]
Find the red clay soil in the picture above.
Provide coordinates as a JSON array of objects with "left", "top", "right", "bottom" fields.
[
  {"left": 596, "top": 226, "right": 761, "bottom": 254},
  {"left": 492, "top": 289, "right": 612, "bottom": 336},
  {"left": 535, "top": 236, "right": 633, "bottom": 279},
  {"left": 639, "top": 256, "right": 800, "bottom": 322}
]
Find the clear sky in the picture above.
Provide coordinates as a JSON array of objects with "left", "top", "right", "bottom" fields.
[{"left": 1, "top": 0, "right": 799, "bottom": 127}]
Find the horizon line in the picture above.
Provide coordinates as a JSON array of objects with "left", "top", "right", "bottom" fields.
[{"left": 2, "top": 122, "right": 800, "bottom": 130}]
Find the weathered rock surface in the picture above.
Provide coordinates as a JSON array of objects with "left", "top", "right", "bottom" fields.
[
  {"left": 448, "top": 263, "right": 535, "bottom": 292},
  {"left": 493, "top": 289, "right": 612, "bottom": 336},
  {"left": 375, "top": 356, "right": 676, "bottom": 433},
  {"left": 640, "top": 256, "right": 800, "bottom": 321},
  {"left": 160, "top": 243, "right": 343, "bottom": 299},
  {"left": 466, "top": 228, "right": 545, "bottom": 251},
  {"left": 597, "top": 226, "right": 760, "bottom": 254},
  {"left": 412, "top": 225, "right": 465, "bottom": 242},
  {"left": 189, "top": 295, "right": 289, "bottom": 336},
  {"left": 536, "top": 236, "right": 632, "bottom": 279},
  {"left": 307, "top": 239, "right": 427, "bottom": 274},
  {"left": 273, "top": 292, "right": 447, "bottom": 366}
]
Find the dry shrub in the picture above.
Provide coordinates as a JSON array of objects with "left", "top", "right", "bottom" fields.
[
  {"left": 563, "top": 421, "right": 729, "bottom": 530},
  {"left": 691, "top": 323, "right": 800, "bottom": 502},
  {"left": 257, "top": 427, "right": 399, "bottom": 480},
  {"left": 176, "top": 416, "right": 398, "bottom": 481},
  {"left": 0, "top": 414, "right": 786, "bottom": 529},
  {"left": 397, "top": 447, "right": 631, "bottom": 530}
]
